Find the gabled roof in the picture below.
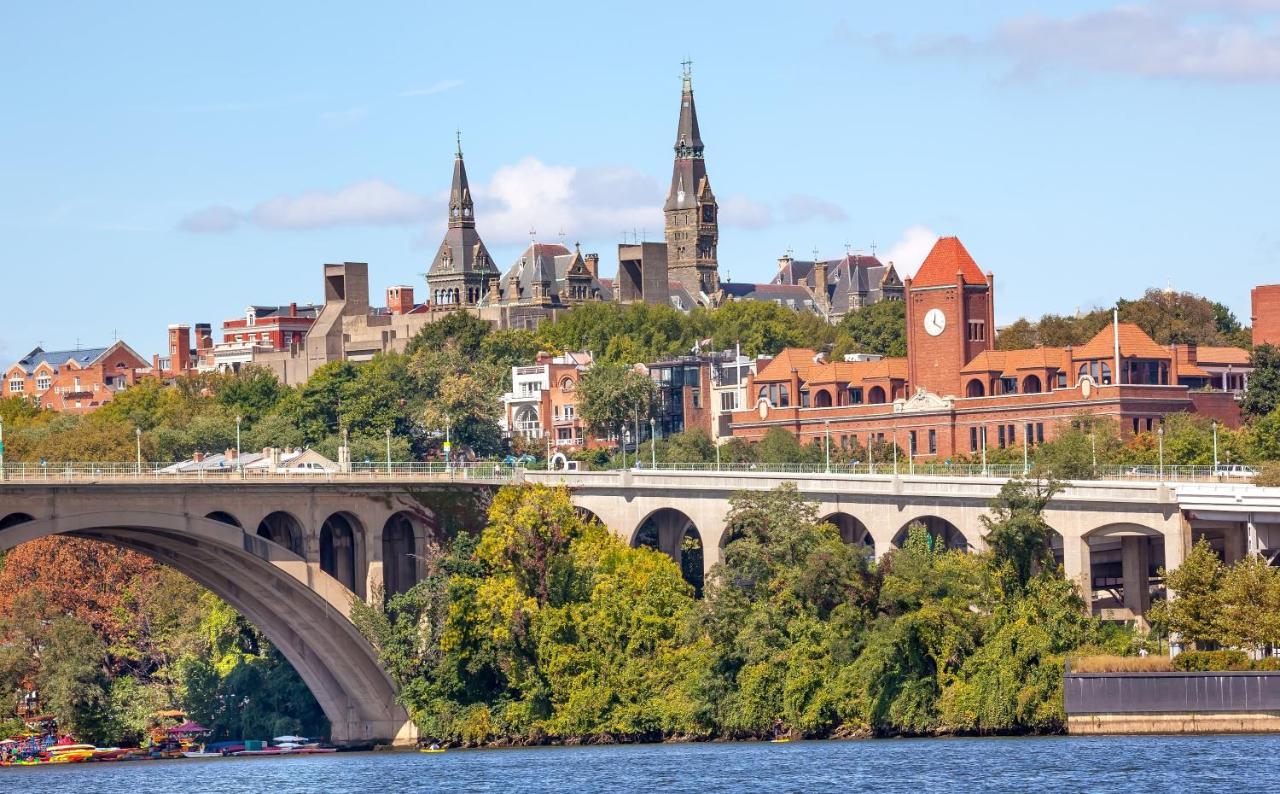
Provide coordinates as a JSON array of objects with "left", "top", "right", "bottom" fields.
[
  {"left": 911, "top": 236, "right": 986, "bottom": 288},
  {"left": 1074, "top": 323, "right": 1170, "bottom": 360},
  {"left": 1193, "top": 346, "right": 1251, "bottom": 366},
  {"left": 12, "top": 342, "right": 148, "bottom": 375},
  {"left": 962, "top": 347, "right": 1070, "bottom": 376},
  {"left": 754, "top": 348, "right": 820, "bottom": 381},
  {"left": 804, "top": 357, "right": 908, "bottom": 385}
]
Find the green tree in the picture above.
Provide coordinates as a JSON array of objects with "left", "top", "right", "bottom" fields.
[
  {"left": 1148, "top": 538, "right": 1223, "bottom": 649},
  {"left": 835, "top": 300, "right": 906, "bottom": 358},
  {"left": 577, "top": 363, "right": 657, "bottom": 449},
  {"left": 1215, "top": 555, "right": 1280, "bottom": 654},
  {"left": 980, "top": 478, "right": 1061, "bottom": 596},
  {"left": 405, "top": 311, "right": 492, "bottom": 358},
  {"left": 1244, "top": 344, "right": 1280, "bottom": 419}
]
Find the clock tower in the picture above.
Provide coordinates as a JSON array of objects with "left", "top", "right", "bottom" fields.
[
  {"left": 904, "top": 236, "right": 995, "bottom": 397},
  {"left": 664, "top": 61, "right": 719, "bottom": 302}
]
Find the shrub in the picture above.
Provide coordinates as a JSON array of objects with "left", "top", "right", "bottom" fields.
[
  {"left": 1069, "top": 655, "right": 1173, "bottom": 673},
  {"left": 1171, "top": 650, "right": 1250, "bottom": 672}
]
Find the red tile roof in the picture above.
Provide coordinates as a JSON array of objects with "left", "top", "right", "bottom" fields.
[
  {"left": 1194, "top": 346, "right": 1251, "bottom": 366},
  {"left": 1074, "top": 323, "right": 1169, "bottom": 360},
  {"left": 911, "top": 236, "right": 987, "bottom": 288}
]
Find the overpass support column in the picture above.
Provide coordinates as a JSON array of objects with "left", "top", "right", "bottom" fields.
[
  {"left": 1062, "top": 534, "right": 1092, "bottom": 612},
  {"left": 1248, "top": 520, "right": 1260, "bottom": 557},
  {"left": 1121, "top": 536, "right": 1151, "bottom": 624}
]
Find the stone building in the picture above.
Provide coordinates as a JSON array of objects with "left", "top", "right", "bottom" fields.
[
  {"left": 663, "top": 62, "right": 720, "bottom": 303},
  {"left": 482, "top": 242, "right": 612, "bottom": 331},
  {"left": 425, "top": 137, "right": 500, "bottom": 308},
  {"left": 769, "top": 251, "right": 904, "bottom": 321}
]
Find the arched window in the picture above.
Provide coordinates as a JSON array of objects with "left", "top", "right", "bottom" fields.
[
  {"left": 868, "top": 386, "right": 886, "bottom": 404},
  {"left": 1099, "top": 362, "right": 1112, "bottom": 385},
  {"left": 1022, "top": 375, "right": 1042, "bottom": 394},
  {"left": 966, "top": 379, "right": 985, "bottom": 397},
  {"left": 560, "top": 377, "right": 575, "bottom": 391},
  {"left": 815, "top": 390, "right": 833, "bottom": 408}
]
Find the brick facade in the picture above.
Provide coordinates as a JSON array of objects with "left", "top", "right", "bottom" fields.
[
  {"left": 1253, "top": 284, "right": 1280, "bottom": 347},
  {"left": 4, "top": 342, "right": 151, "bottom": 414}
]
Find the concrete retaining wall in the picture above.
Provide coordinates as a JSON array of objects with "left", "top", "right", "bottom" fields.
[{"left": 1065, "top": 671, "right": 1280, "bottom": 734}]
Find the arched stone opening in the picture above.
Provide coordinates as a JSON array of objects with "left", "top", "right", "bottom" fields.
[
  {"left": 892, "top": 515, "right": 970, "bottom": 552},
  {"left": 633, "top": 508, "right": 702, "bottom": 593},
  {"left": 575, "top": 506, "right": 605, "bottom": 528},
  {"left": 0, "top": 512, "right": 414, "bottom": 746},
  {"left": 682, "top": 527, "right": 705, "bottom": 598},
  {"left": 821, "top": 512, "right": 874, "bottom": 549},
  {"left": 382, "top": 512, "right": 419, "bottom": 601},
  {"left": 205, "top": 511, "right": 242, "bottom": 527},
  {"left": 868, "top": 386, "right": 887, "bottom": 404},
  {"left": 320, "top": 512, "right": 363, "bottom": 597},
  {"left": 815, "top": 389, "right": 833, "bottom": 408},
  {"left": 1022, "top": 374, "right": 1043, "bottom": 394},
  {"left": 966, "top": 379, "right": 986, "bottom": 398},
  {"left": 0, "top": 513, "right": 35, "bottom": 531},
  {"left": 256, "top": 511, "right": 303, "bottom": 557},
  {"left": 1083, "top": 523, "right": 1166, "bottom": 625}
]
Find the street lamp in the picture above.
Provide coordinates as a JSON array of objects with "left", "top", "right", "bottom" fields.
[
  {"left": 824, "top": 420, "right": 831, "bottom": 473},
  {"left": 650, "top": 418, "right": 657, "bottom": 469},
  {"left": 135, "top": 427, "right": 142, "bottom": 476},
  {"left": 981, "top": 426, "right": 988, "bottom": 477},
  {"left": 1022, "top": 428, "right": 1029, "bottom": 476},
  {"left": 1212, "top": 421, "right": 1219, "bottom": 472},
  {"left": 444, "top": 414, "right": 452, "bottom": 473},
  {"left": 385, "top": 427, "right": 392, "bottom": 475},
  {"left": 1158, "top": 424, "right": 1165, "bottom": 482},
  {"left": 1090, "top": 430, "right": 1097, "bottom": 476},
  {"left": 235, "top": 415, "right": 242, "bottom": 476},
  {"left": 0, "top": 416, "right": 5, "bottom": 481}
]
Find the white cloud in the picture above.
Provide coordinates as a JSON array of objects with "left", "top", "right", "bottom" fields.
[
  {"left": 178, "top": 205, "right": 241, "bottom": 233},
  {"left": 782, "top": 194, "right": 848, "bottom": 223},
  {"left": 883, "top": 225, "right": 939, "bottom": 275},
  {"left": 250, "top": 180, "right": 431, "bottom": 230},
  {"left": 401, "top": 80, "right": 464, "bottom": 97},
  {"left": 718, "top": 194, "right": 774, "bottom": 228}
]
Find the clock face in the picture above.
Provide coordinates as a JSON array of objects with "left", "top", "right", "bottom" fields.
[{"left": 924, "top": 308, "right": 947, "bottom": 336}]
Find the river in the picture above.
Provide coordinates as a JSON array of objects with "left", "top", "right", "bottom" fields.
[{"left": 0, "top": 734, "right": 1262, "bottom": 792}]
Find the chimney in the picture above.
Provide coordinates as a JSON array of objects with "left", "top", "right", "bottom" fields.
[
  {"left": 584, "top": 253, "right": 600, "bottom": 279},
  {"left": 387, "top": 285, "right": 415, "bottom": 315},
  {"left": 168, "top": 324, "right": 192, "bottom": 373},
  {"left": 193, "top": 451, "right": 204, "bottom": 463},
  {"left": 289, "top": 302, "right": 298, "bottom": 317},
  {"left": 813, "top": 259, "right": 830, "bottom": 312},
  {"left": 194, "top": 323, "right": 213, "bottom": 351}
]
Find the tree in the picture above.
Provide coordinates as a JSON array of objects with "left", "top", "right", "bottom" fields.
[
  {"left": 214, "top": 366, "right": 286, "bottom": 422},
  {"left": 1244, "top": 344, "right": 1280, "bottom": 419},
  {"left": 1148, "top": 539, "right": 1223, "bottom": 649},
  {"left": 980, "top": 478, "right": 1062, "bottom": 596},
  {"left": 1215, "top": 554, "right": 1280, "bottom": 653},
  {"left": 700, "top": 300, "right": 805, "bottom": 357},
  {"left": 405, "top": 311, "right": 492, "bottom": 358},
  {"left": 1118, "top": 288, "right": 1228, "bottom": 345},
  {"left": 577, "top": 363, "right": 657, "bottom": 448},
  {"left": 835, "top": 300, "right": 906, "bottom": 358}
]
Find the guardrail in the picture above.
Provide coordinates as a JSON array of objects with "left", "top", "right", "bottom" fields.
[
  {"left": 627, "top": 461, "right": 1260, "bottom": 483},
  {"left": 0, "top": 461, "right": 519, "bottom": 483}
]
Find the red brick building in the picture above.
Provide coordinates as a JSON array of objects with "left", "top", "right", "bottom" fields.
[
  {"left": 1253, "top": 284, "right": 1280, "bottom": 347},
  {"left": 4, "top": 342, "right": 151, "bottom": 413},
  {"left": 730, "top": 237, "right": 1244, "bottom": 459},
  {"left": 222, "top": 304, "right": 319, "bottom": 349}
]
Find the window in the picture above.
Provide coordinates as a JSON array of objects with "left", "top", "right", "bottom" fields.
[
  {"left": 909, "top": 431, "right": 918, "bottom": 455},
  {"left": 968, "top": 320, "right": 986, "bottom": 341},
  {"left": 553, "top": 405, "right": 561, "bottom": 419},
  {"left": 720, "top": 392, "right": 737, "bottom": 411},
  {"left": 1055, "top": 370, "right": 1067, "bottom": 389},
  {"left": 778, "top": 384, "right": 790, "bottom": 407},
  {"left": 1133, "top": 417, "right": 1140, "bottom": 434},
  {"left": 847, "top": 387, "right": 864, "bottom": 405},
  {"left": 692, "top": 391, "right": 701, "bottom": 409},
  {"left": 1007, "top": 424, "right": 1015, "bottom": 445},
  {"left": 928, "top": 429, "right": 937, "bottom": 454},
  {"left": 36, "top": 374, "right": 51, "bottom": 391},
  {"left": 998, "top": 425, "right": 1006, "bottom": 448},
  {"left": 1036, "top": 423, "right": 1045, "bottom": 444},
  {"left": 1145, "top": 417, "right": 1154, "bottom": 432},
  {"left": 560, "top": 377, "right": 575, "bottom": 391},
  {"left": 1025, "top": 422, "right": 1034, "bottom": 446},
  {"left": 969, "top": 427, "right": 979, "bottom": 452},
  {"left": 757, "top": 383, "right": 791, "bottom": 407},
  {"left": 999, "top": 377, "right": 1018, "bottom": 395},
  {"left": 799, "top": 390, "right": 811, "bottom": 408},
  {"left": 563, "top": 405, "right": 575, "bottom": 420},
  {"left": 7, "top": 377, "right": 23, "bottom": 393}
]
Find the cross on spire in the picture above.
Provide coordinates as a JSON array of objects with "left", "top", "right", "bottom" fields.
[{"left": 455, "top": 128, "right": 462, "bottom": 157}]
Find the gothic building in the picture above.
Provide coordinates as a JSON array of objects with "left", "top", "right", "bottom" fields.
[
  {"left": 771, "top": 251, "right": 904, "bottom": 321},
  {"left": 663, "top": 63, "right": 720, "bottom": 303},
  {"left": 425, "top": 137, "right": 500, "bottom": 307}
]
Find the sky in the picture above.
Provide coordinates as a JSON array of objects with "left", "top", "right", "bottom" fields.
[{"left": 2, "top": 1, "right": 1279, "bottom": 360}]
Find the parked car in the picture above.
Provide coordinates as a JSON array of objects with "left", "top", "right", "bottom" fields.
[{"left": 281, "top": 461, "right": 333, "bottom": 474}]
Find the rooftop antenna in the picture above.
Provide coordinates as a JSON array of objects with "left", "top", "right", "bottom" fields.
[
  {"left": 813, "top": 246, "right": 820, "bottom": 263},
  {"left": 558, "top": 227, "right": 567, "bottom": 245},
  {"left": 640, "top": 227, "right": 647, "bottom": 242},
  {"left": 844, "top": 241, "right": 851, "bottom": 254},
  {"left": 870, "top": 241, "right": 878, "bottom": 257}
]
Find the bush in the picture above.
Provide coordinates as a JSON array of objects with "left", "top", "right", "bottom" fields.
[
  {"left": 1172, "top": 650, "right": 1250, "bottom": 672},
  {"left": 1069, "top": 655, "right": 1173, "bottom": 673}
]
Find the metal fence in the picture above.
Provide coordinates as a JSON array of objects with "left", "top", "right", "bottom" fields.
[{"left": 0, "top": 460, "right": 1262, "bottom": 485}]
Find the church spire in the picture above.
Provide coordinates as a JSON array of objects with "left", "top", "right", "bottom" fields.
[
  {"left": 663, "top": 61, "right": 719, "bottom": 301},
  {"left": 449, "top": 132, "right": 474, "bottom": 230},
  {"left": 674, "top": 59, "right": 703, "bottom": 159}
]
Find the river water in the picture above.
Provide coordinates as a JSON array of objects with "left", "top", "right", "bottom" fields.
[{"left": 0, "top": 734, "right": 1265, "bottom": 793}]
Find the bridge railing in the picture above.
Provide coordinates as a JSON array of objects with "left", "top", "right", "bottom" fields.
[
  {"left": 0, "top": 461, "right": 519, "bottom": 483},
  {"left": 626, "top": 461, "right": 1248, "bottom": 483}
]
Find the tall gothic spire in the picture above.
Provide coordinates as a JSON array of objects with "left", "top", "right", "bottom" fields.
[
  {"left": 449, "top": 132, "right": 475, "bottom": 230},
  {"left": 663, "top": 61, "right": 719, "bottom": 300},
  {"left": 674, "top": 59, "right": 703, "bottom": 159}
]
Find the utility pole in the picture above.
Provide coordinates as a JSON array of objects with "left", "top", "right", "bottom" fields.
[
  {"left": 981, "top": 426, "right": 988, "bottom": 477},
  {"left": 1090, "top": 431, "right": 1097, "bottom": 475},
  {"left": 444, "top": 414, "right": 452, "bottom": 473}
]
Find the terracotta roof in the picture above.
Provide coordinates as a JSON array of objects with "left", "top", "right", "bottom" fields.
[
  {"left": 1074, "top": 323, "right": 1169, "bottom": 360},
  {"left": 754, "top": 348, "right": 820, "bottom": 381},
  {"left": 910, "top": 236, "right": 986, "bottom": 288},
  {"left": 1194, "top": 346, "right": 1251, "bottom": 366},
  {"left": 962, "top": 347, "right": 1069, "bottom": 376},
  {"left": 804, "top": 358, "right": 908, "bottom": 384}
]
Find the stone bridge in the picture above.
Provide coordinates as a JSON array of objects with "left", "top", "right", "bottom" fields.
[{"left": 3, "top": 470, "right": 1279, "bottom": 744}]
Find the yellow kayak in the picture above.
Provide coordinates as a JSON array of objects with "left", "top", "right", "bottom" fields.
[{"left": 420, "top": 748, "right": 446, "bottom": 754}]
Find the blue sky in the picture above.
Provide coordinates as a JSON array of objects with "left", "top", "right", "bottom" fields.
[{"left": 3, "top": 1, "right": 1279, "bottom": 359}]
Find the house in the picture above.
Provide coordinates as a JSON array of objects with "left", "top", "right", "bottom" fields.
[{"left": 4, "top": 342, "right": 150, "bottom": 413}]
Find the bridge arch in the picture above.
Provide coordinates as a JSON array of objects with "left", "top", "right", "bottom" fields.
[
  {"left": 0, "top": 512, "right": 35, "bottom": 530},
  {"left": 257, "top": 511, "right": 304, "bottom": 557},
  {"left": 821, "top": 512, "right": 874, "bottom": 549},
  {"left": 633, "top": 508, "right": 703, "bottom": 593},
  {"left": 0, "top": 510, "right": 413, "bottom": 746},
  {"left": 205, "top": 510, "right": 242, "bottom": 527},
  {"left": 382, "top": 511, "right": 431, "bottom": 600},
  {"left": 321, "top": 512, "right": 364, "bottom": 597},
  {"left": 892, "top": 515, "right": 970, "bottom": 552},
  {"left": 1083, "top": 521, "right": 1167, "bottom": 623}
]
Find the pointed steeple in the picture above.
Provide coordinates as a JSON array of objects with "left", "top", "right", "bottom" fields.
[
  {"left": 448, "top": 131, "right": 475, "bottom": 230},
  {"left": 674, "top": 59, "right": 703, "bottom": 159},
  {"left": 663, "top": 61, "right": 719, "bottom": 302}
]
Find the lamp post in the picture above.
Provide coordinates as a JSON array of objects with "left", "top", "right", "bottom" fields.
[
  {"left": 715, "top": 439, "right": 721, "bottom": 471},
  {"left": 135, "top": 427, "right": 142, "bottom": 476},
  {"left": 893, "top": 428, "right": 899, "bottom": 476},
  {"left": 981, "top": 426, "right": 988, "bottom": 477},
  {"left": 1022, "top": 429, "right": 1029, "bottom": 476},
  {"left": 650, "top": 418, "right": 657, "bottom": 469},
  {"left": 824, "top": 420, "right": 831, "bottom": 473},
  {"left": 385, "top": 427, "right": 392, "bottom": 475},
  {"left": 1090, "top": 431, "right": 1097, "bottom": 476},
  {"left": 1212, "top": 421, "right": 1219, "bottom": 472},
  {"left": 1, "top": 416, "right": 7, "bottom": 481},
  {"left": 444, "top": 414, "right": 451, "bottom": 473},
  {"left": 1158, "top": 424, "right": 1165, "bottom": 482},
  {"left": 235, "top": 415, "right": 242, "bottom": 476}
]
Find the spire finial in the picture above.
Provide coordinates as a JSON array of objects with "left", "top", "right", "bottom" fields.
[
  {"left": 681, "top": 58, "right": 693, "bottom": 91},
  {"left": 455, "top": 128, "right": 462, "bottom": 157}
]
